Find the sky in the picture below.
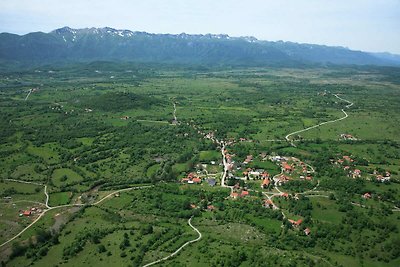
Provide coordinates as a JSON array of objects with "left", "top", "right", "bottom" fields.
[{"left": 0, "top": 0, "right": 399, "bottom": 54}]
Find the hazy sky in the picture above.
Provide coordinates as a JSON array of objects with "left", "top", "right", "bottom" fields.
[{"left": 1, "top": 0, "right": 399, "bottom": 53}]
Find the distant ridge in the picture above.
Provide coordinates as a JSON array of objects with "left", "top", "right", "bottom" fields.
[{"left": 0, "top": 26, "right": 399, "bottom": 67}]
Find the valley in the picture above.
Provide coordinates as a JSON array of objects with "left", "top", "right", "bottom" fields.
[{"left": 0, "top": 64, "right": 399, "bottom": 267}]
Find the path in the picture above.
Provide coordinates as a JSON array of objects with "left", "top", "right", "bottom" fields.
[
  {"left": 142, "top": 216, "right": 202, "bottom": 267},
  {"left": 24, "top": 89, "right": 33, "bottom": 101},
  {"left": 173, "top": 102, "right": 178, "bottom": 122},
  {"left": 44, "top": 185, "right": 50, "bottom": 208},
  {"left": 285, "top": 93, "right": 353, "bottom": 146}
]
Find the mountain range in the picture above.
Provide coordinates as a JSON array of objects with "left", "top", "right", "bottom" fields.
[{"left": 1, "top": 26, "right": 399, "bottom": 67}]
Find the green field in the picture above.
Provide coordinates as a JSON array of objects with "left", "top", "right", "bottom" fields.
[{"left": 0, "top": 64, "right": 399, "bottom": 267}]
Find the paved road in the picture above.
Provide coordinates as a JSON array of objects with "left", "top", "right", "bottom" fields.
[{"left": 142, "top": 216, "right": 202, "bottom": 267}]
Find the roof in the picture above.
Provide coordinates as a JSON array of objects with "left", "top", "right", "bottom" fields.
[
  {"left": 241, "top": 191, "right": 249, "bottom": 197},
  {"left": 23, "top": 210, "right": 31, "bottom": 216},
  {"left": 262, "top": 178, "right": 270, "bottom": 186},
  {"left": 207, "top": 178, "right": 216, "bottom": 186},
  {"left": 363, "top": 192, "right": 371, "bottom": 198},
  {"left": 231, "top": 192, "right": 239, "bottom": 198},
  {"left": 264, "top": 199, "right": 273, "bottom": 205},
  {"left": 207, "top": 205, "right": 215, "bottom": 211},
  {"left": 304, "top": 228, "right": 311, "bottom": 235},
  {"left": 192, "top": 177, "right": 202, "bottom": 183},
  {"left": 282, "top": 162, "right": 292, "bottom": 170},
  {"left": 289, "top": 219, "right": 303, "bottom": 226}
]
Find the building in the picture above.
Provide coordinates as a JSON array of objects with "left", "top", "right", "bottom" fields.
[
  {"left": 304, "top": 228, "right": 311, "bottom": 236},
  {"left": 261, "top": 178, "right": 270, "bottom": 189},
  {"left": 362, "top": 192, "right": 372, "bottom": 199},
  {"left": 288, "top": 219, "right": 303, "bottom": 227},
  {"left": 207, "top": 178, "right": 216, "bottom": 186}
]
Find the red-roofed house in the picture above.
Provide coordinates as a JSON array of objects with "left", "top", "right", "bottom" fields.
[
  {"left": 231, "top": 192, "right": 239, "bottom": 199},
  {"left": 278, "top": 174, "right": 290, "bottom": 184},
  {"left": 23, "top": 210, "right": 31, "bottom": 216},
  {"left": 264, "top": 199, "right": 274, "bottom": 208},
  {"left": 261, "top": 172, "right": 270, "bottom": 178},
  {"left": 288, "top": 219, "right": 303, "bottom": 227},
  {"left": 280, "top": 192, "right": 289, "bottom": 198},
  {"left": 343, "top": 156, "right": 353, "bottom": 162},
  {"left": 282, "top": 162, "right": 293, "bottom": 172},
  {"left": 362, "top": 192, "right": 371, "bottom": 199},
  {"left": 207, "top": 205, "right": 216, "bottom": 211},
  {"left": 192, "top": 177, "right": 202, "bottom": 184},
  {"left": 261, "top": 178, "right": 270, "bottom": 189}
]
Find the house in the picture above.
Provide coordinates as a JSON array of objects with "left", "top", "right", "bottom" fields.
[
  {"left": 376, "top": 175, "right": 390, "bottom": 183},
  {"left": 23, "top": 210, "right": 31, "bottom": 216},
  {"left": 282, "top": 162, "right": 293, "bottom": 172},
  {"left": 271, "top": 155, "right": 282, "bottom": 162},
  {"left": 343, "top": 156, "right": 353, "bottom": 162},
  {"left": 240, "top": 191, "right": 249, "bottom": 197},
  {"left": 192, "top": 177, "right": 202, "bottom": 184},
  {"left": 263, "top": 199, "right": 274, "bottom": 208},
  {"left": 362, "top": 192, "right": 371, "bottom": 199},
  {"left": 306, "top": 176, "right": 312, "bottom": 181},
  {"left": 261, "top": 178, "right": 270, "bottom": 189},
  {"left": 304, "top": 228, "right": 311, "bottom": 236},
  {"left": 190, "top": 204, "right": 197, "bottom": 209},
  {"left": 276, "top": 174, "right": 290, "bottom": 185},
  {"left": 352, "top": 169, "right": 361, "bottom": 178},
  {"left": 207, "top": 178, "right": 216, "bottom": 187},
  {"left": 181, "top": 173, "right": 201, "bottom": 184},
  {"left": 250, "top": 171, "right": 261, "bottom": 177},
  {"left": 231, "top": 192, "right": 239, "bottom": 199},
  {"left": 288, "top": 219, "right": 303, "bottom": 227},
  {"left": 340, "top": 134, "right": 357, "bottom": 140},
  {"left": 243, "top": 155, "right": 253, "bottom": 165},
  {"left": 261, "top": 172, "right": 270, "bottom": 179},
  {"left": 280, "top": 192, "right": 289, "bottom": 198},
  {"left": 207, "top": 205, "right": 216, "bottom": 211}
]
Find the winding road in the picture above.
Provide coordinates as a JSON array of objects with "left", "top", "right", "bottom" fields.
[
  {"left": 285, "top": 93, "right": 353, "bottom": 146},
  {"left": 142, "top": 216, "right": 202, "bottom": 267},
  {"left": 0, "top": 180, "right": 153, "bottom": 248}
]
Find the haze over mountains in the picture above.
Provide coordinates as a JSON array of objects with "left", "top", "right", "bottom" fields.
[{"left": 1, "top": 26, "right": 399, "bottom": 67}]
